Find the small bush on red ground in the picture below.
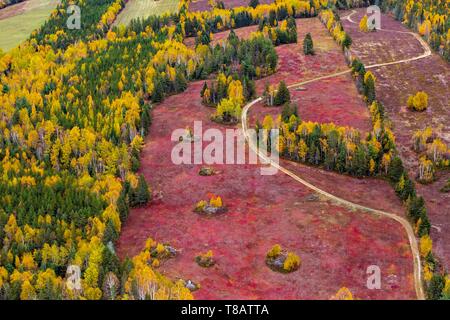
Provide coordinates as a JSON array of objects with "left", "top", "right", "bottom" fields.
[
  {"left": 330, "top": 287, "right": 355, "bottom": 300},
  {"left": 266, "top": 244, "right": 301, "bottom": 273},
  {"left": 129, "top": 174, "right": 151, "bottom": 207},
  {"left": 407, "top": 91, "right": 428, "bottom": 111},
  {"left": 145, "top": 238, "right": 177, "bottom": 264},
  {"left": 195, "top": 250, "right": 216, "bottom": 268},
  {"left": 199, "top": 167, "right": 216, "bottom": 176},
  {"left": 303, "top": 33, "right": 314, "bottom": 55},
  {"left": 194, "top": 195, "right": 227, "bottom": 215}
]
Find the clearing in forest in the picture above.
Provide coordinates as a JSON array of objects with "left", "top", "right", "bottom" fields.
[
  {"left": 116, "top": 80, "right": 415, "bottom": 300},
  {"left": 113, "top": 0, "right": 179, "bottom": 26},
  {"left": 117, "top": 17, "right": 416, "bottom": 300},
  {"left": 0, "top": 0, "right": 59, "bottom": 51}
]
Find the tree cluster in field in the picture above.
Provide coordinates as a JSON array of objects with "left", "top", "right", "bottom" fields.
[
  {"left": 388, "top": 0, "right": 450, "bottom": 62},
  {"left": 263, "top": 100, "right": 397, "bottom": 179},
  {"left": 333, "top": 0, "right": 368, "bottom": 10},
  {"left": 201, "top": 73, "right": 248, "bottom": 124},
  {"left": 412, "top": 127, "right": 449, "bottom": 184},
  {"left": 195, "top": 195, "right": 226, "bottom": 215},
  {"left": 257, "top": 16, "right": 298, "bottom": 46},
  {"left": 265, "top": 244, "right": 301, "bottom": 273},
  {"left": 319, "top": 9, "right": 353, "bottom": 50},
  {"left": 330, "top": 286, "right": 355, "bottom": 300},
  {"left": 198, "top": 30, "right": 280, "bottom": 123},
  {"left": 195, "top": 250, "right": 215, "bottom": 268},
  {"left": 262, "top": 80, "right": 291, "bottom": 107},
  {"left": 351, "top": 59, "right": 376, "bottom": 104},
  {"left": 183, "top": 0, "right": 320, "bottom": 39}
]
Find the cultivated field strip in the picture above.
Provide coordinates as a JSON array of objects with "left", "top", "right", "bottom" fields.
[
  {"left": 0, "top": 0, "right": 59, "bottom": 51},
  {"left": 113, "top": 0, "right": 179, "bottom": 26}
]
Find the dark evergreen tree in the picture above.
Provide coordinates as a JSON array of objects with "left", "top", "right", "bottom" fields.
[
  {"left": 215, "top": 1, "right": 225, "bottom": 9},
  {"left": 274, "top": 81, "right": 290, "bottom": 106},
  {"left": 174, "top": 70, "right": 187, "bottom": 93},
  {"left": 103, "top": 220, "right": 119, "bottom": 244},
  {"left": 243, "top": 77, "right": 256, "bottom": 101},
  {"left": 140, "top": 102, "right": 152, "bottom": 136},
  {"left": 152, "top": 78, "right": 165, "bottom": 103},
  {"left": 286, "top": 17, "right": 297, "bottom": 43},
  {"left": 227, "top": 29, "right": 239, "bottom": 47},
  {"left": 406, "top": 195, "right": 426, "bottom": 222},
  {"left": 117, "top": 188, "right": 129, "bottom": 223},
  {"left": 249, "top": 0, "right": 259, "bottom": 8},
  {"left": 269, "top": 10, "right": 277, "bottom": 26},
  {"left": 266, "top": 50, "right": 278, "bottom": 71},
  {"left": 427, "top": 274, "right": 445, "bottom": 300},
  {"left": 200, "top": 82, "right": 208, "bottom": 97},
  {"left": 281, "top": 102, "right": 298, "bottom": 122},
  {"left": 418, "top": 212, "right": 431, "bottom": 236},
  {"left": 342, "top": 33, "right": 353, "bottom": 49},
  {"left": 303, "top": 33, "right": 314, "bottom": 55},
  {"left": 364, "top": 75, "right": 376, "bottom": 104},
  {"left": 388, "top": 156, "right": 404, "bottom": 183},
  {"left": 130, "top": 174, "right": 151, "bottom": 207}
]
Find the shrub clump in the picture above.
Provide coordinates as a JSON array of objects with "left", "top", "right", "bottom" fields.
[
  {"left": 303, "top": 33, "right": 314, "bottom": 55},
  {"left": 129, "top": 174, "right": 151, "bottom": 207},
  {"left": 195, "top": 250, "right": 216, "bottom": 268},
  {"left": 194, "top": 195, "right": 227, "bottom": 215},
  {"left": 143, "top": 238, "right": 178, "bottom": 268},
  {"left": 199, "top": 167, "right": 215, "bottom": 176},
  {"left": 407, "top": 91, "right": 428, "bottom": 111},
  {"left": 212, "top": 98, "right": 242, "bottom": 124},
  {"left": 265, "top": 244, "right": 301, "bottom": 273}
]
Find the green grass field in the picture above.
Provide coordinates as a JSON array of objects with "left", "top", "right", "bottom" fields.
[
  {"left": 0, "top": 0, "right": 59, "bottom": 52},
  {"left": 113, "top": 0, "right": 179, "bottom": 26}
]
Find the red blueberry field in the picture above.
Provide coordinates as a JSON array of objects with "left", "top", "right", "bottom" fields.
[{"left": 116, "top": 80, "right": 416, "bottom": 300}]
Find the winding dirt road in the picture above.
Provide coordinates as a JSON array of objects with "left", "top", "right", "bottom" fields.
[{"left": 241, "top": 10, "right": 432, "bottom": 300}]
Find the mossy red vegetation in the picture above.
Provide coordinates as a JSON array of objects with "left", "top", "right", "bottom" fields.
[{"left": 116, "top": 80, "right": 415, "bottom": 299}]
